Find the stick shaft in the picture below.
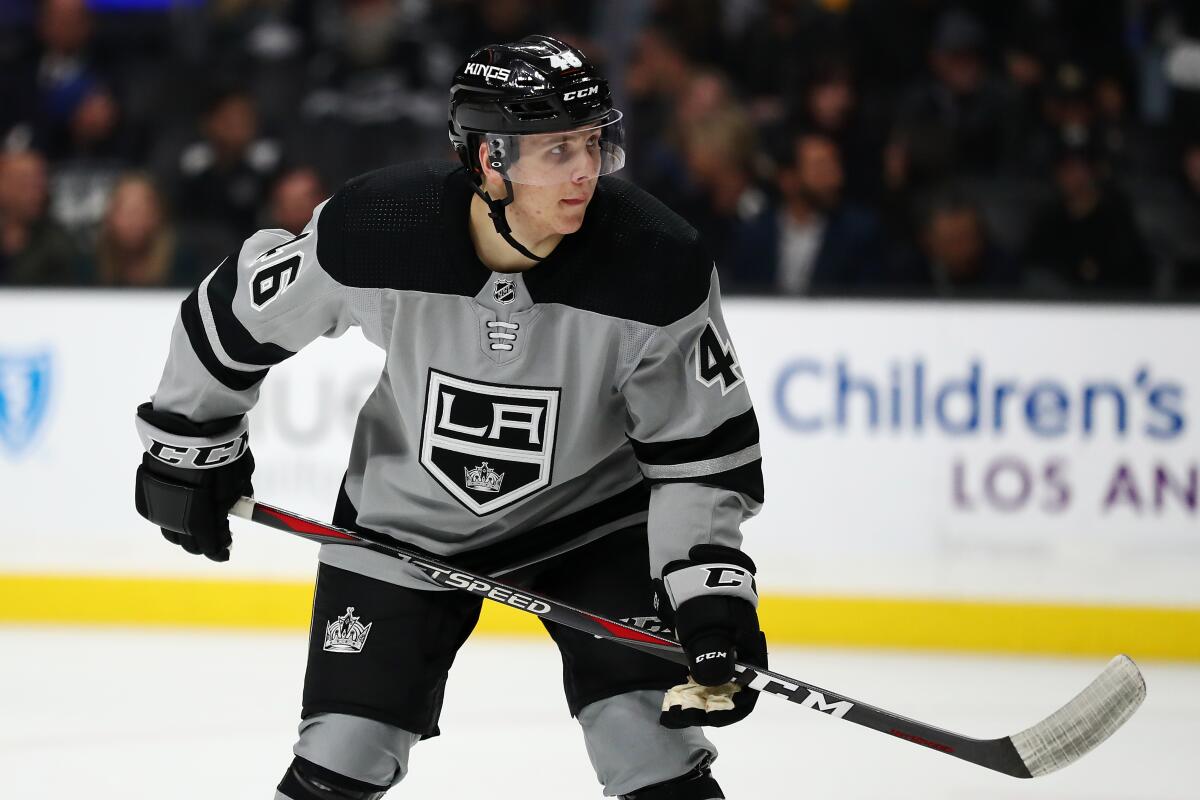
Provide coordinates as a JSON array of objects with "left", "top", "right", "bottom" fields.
[{"left": 232, "top": 496, "right": 1141, "bottom": 778}]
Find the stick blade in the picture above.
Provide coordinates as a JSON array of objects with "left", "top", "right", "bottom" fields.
[{"left": 1009, "top": 655, "right": 1146, "bottom": 778}]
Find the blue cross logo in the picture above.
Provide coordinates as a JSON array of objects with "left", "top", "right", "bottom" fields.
[{"left": 0, "top": 351, "right": 52, "bottom": 457}]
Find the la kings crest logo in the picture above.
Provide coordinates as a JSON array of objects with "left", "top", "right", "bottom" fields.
[{"left": 420, "top": 369, "right": 560, "bottom": 515}]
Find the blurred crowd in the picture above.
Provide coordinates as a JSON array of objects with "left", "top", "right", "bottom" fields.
[{"left": 2, "top": 0, "right": 1200, "bottom": 299}]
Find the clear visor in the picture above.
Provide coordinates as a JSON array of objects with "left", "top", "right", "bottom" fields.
[{"left": 485, "top": 111, "right": 625, "bottom": 187}]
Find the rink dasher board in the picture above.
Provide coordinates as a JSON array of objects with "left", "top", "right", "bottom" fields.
[{"left": 0, "top": 291, "right": 1197, "bottom": 657}]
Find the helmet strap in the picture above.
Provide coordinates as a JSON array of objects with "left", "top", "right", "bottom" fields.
[{"left": 470, "top": 177, "right": 545, "bottom": 263}]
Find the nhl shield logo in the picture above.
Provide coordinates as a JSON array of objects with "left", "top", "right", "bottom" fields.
[
  {"left": 0, "top": 351, "right": 52, "bottom": 457},
  {"left": 420, "top": 369, "right": 560, "bottom": 515},
  {"left": 493, "top": 278, "right": 517, "bottom": 305}
]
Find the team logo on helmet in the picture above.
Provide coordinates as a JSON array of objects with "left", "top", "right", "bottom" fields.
[
  {"left": 543, "top": 51, "right": 583, "bottom": 71},
  {"left": 493, "top": 279, "right": 517, "bottom": 305},
  {"left": 463, "top": 62, "right": 511, "bottom": 82}
]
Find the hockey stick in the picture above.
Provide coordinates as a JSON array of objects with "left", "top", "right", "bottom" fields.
[{"left": 230, "top": 496, "right": 1145, "bottom": 778}]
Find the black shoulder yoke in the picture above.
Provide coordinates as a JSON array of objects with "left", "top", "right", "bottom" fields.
[
  {"left": 316, "top": 161, "right": 714, "bottom": 326},
  {"left": 316, "top": 160, "right": 488, "bottom": 296},
  {"left": 522, "top": 176, "right": 714, "bottom": 327}
]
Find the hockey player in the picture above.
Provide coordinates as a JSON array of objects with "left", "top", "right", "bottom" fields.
[{"left": 133, "top": 35, "right": 766, "bottom": 799}]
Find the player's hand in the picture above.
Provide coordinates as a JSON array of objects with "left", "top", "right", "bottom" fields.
[
  {"left": 133, "top": 403, "right": 254, "bottom": 562},
  {"left": 655, "top": 545, "right": 768, "bottom": 727}
]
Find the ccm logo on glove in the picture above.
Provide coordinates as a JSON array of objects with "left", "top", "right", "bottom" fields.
[
  {"left": 657, "top": 545, "right": 769, "bottom": 729},
  {"left": 146, "top": 432, "right": 249, "bottom": 468},
  {"left": 704, "top": 566, "right": 749, "bottom": 589}
]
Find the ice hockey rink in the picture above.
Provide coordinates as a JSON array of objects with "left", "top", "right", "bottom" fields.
[
  {"left": 4, "top": 299, "right": 1200, "bottom": 798},
  {"left": 2, "top": 627, "right": 1195, "bottom": 799}
]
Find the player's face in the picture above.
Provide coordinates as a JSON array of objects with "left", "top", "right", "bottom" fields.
[
  {"left": 519, "top": 128, "right": 600, "bottom": 233},
  {"left": 507, "top": 129, "right": 600, "bottom": 235},
  {"left": 478, "top": 124, "right": 606, "bottom": 240}
]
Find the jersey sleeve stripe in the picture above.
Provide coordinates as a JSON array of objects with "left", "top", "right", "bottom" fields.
[
  {"left": 650, "top": 460, "right": 765, "bottom": 505},
  {"left": 638, "top": 443, "right": 760, "bottom": 480},
  {"left": 180, "top": 290, "right": 269, "bottom": 391},
  {"left": 628, "top": 407, "right": 759, "bottom": 466},
  {"left": 196, "top": 270, "right": 279, "bottom": 374},
  {"left": 205, "top": 253, "right": 296, "bottom": 367}
]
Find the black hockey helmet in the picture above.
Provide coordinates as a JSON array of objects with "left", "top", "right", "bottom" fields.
[
  {"left": 449, "top": 34, "right": 623, "bottom": 177},
  {"left": 448, "top": 35, "right": 625, "bottom": 261}
]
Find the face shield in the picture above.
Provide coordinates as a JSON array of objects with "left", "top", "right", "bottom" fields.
[{"left": 484, "top": 111, "right": 625, "bottom": 187}]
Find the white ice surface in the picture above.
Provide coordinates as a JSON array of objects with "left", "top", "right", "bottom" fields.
[{"left": 1, "top": 628, "right": 1196, "bottom": 799}]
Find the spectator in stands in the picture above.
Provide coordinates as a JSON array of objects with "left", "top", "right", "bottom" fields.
[
  {"left": 1171, "top": 139, "right": 1200, "bottom": 293},
  {"left": 1184, "top": 138, "right": 1200, "bottom": 204},
  {"left": 908, "top": 195, "right": 1022, "bottom": 296},
  {"left": 675, "top": 104, "right": 774, "bottom": 286},
  {"left": 999, "top": 27, "right": 1050, "bottom": 169},
  {"left": 86, "top": 173, "right": 195, "bottom": 288},
  {"left": 269, "top": 167, "right": 326, "bottom": 236},
  {"left": 875, "top": 125, "right": 927, "bottom": 246},
  {"left": 0, "top": 0, "right": 1196, "bottom": 302},
  {"left": 66, "top": 86, "right": 124, "bottom": 159},
  {"left": 0, "top": 150, "right": 77, "bottom": 285},
  {"left": 1021, "top": 59, "right": 1147, "bottom": 179},
  {"left": 1026, "top": 136, "right": 1153, "bottom": 292},
  {"left": 48, "top": 86, "right": 132, "bottom": 244},
  {"left": 300, "top": 0, "right": 444, "bottom": 183},
  {"left": 898, "top": 8, "right": 1011, "bottom": 176},
  {"left": 0, "top": 8, "right": 37, "bottom": 150},
  {"left": 30, "top": 0, "right": 113, "bottom": 161},
  {"left": 793, "top": 59, "right": 885, "bottom": 204},
  {"left": 730, "top": 131, "right": 886, "bottom": 294},
  {"left": 439, "top": 0, "right": 548, "bottom": 54},
  {"left": 645, "top": 0, "right": 728, "bottom": 71},
  {"left": 625, "top": 26, "right": 694, "bottom": 193},
  {"left": 1092, "top": 72, "right": 1141, "bottom": 172},
  {"left": 846, "top": 0, "right": 944, "bottom": 99},
  {"left": 170, "top": 86, "right": 282, "bottom": 262},
  {"left": 734, "top": 0, "right": 839, "bottom": 120}
]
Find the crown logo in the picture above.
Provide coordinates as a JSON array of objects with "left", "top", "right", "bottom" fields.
[
  {"left": 464, "top": 461, "right": 504, "bottom": 493},
  {"left": 323, "top": 606, "right": 372, "bottom": 653}
]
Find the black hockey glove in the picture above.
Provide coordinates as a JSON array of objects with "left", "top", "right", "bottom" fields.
[
  {"left": 133, "top": 402, "right": 254, "bottom": 563},
  {"left": 656, "top": 544, "right": 768, "bottom": 728}
]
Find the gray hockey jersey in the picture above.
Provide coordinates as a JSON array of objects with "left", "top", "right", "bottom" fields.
[{"left": 142, "top": 161, "right": 763, "bottom": 587}]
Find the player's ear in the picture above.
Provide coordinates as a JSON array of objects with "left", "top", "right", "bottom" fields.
[
  {"left": 477, "top": 142, "right": 510, "bottom": 198},
  {"left": 478, "top": 141, "right": 498, "bottom": 183}
]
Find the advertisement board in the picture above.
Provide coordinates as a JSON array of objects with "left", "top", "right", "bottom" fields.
[
  {"left": 0, "top": 290, "right": 380, "bottom": 578},
  {"left": 735, "top": 300, "right": 1200, "bottom": 605},
  {"left": 1, "top": 292, "right": 1197, "bottom": 653}
]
